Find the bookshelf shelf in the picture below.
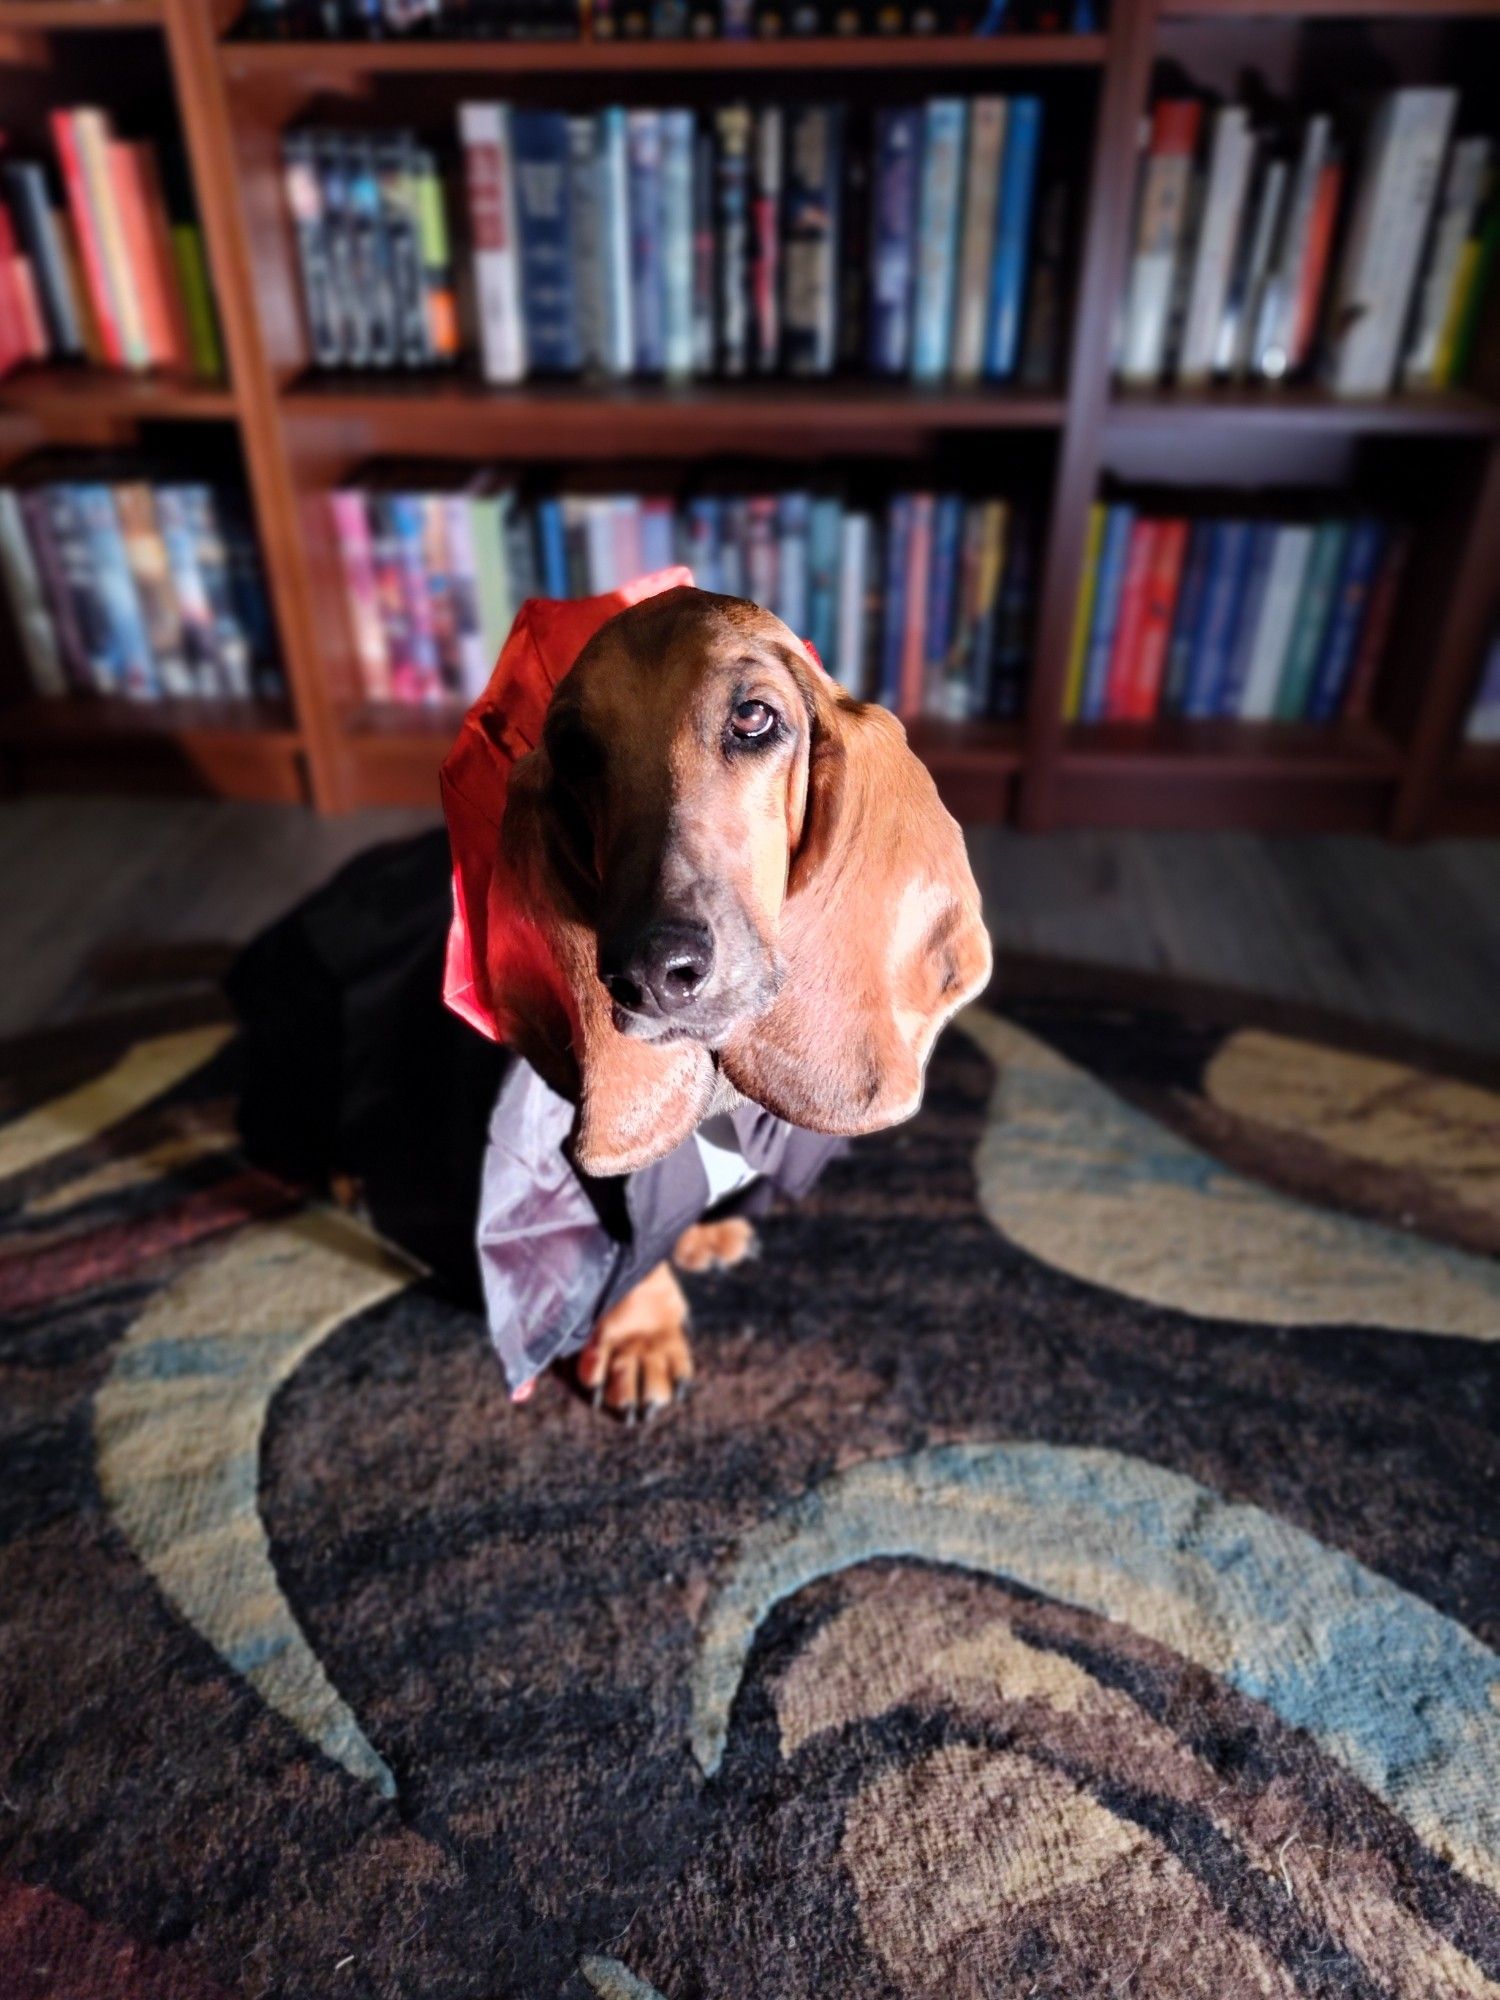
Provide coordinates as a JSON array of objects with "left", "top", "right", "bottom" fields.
[
  {"left": 1, "top": 0, "right": 1495, "bottom": 829},
  {"left": 219, "top": 31, "right": 1108, "bottom": 78}
]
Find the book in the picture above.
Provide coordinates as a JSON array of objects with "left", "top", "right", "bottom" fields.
[
  {"left": 1216, "top": 521, "right": 1278, "bottom": 718},
  {"left": 1062, "top": 502, "right": 1104, "bottom": 720},
  {"left": 1404, "top": 137, "right": 1492, "bottom": 389},
  {"left": 460, "top": 102, "right": 528, "bottom": 383},
  {"left": 660, "top": 109, "right": 696, "bottom": 380},
  {"left": 1020, "top": 169, "right": 1070, "bottom": 387},
  {"left": 868, "top": 106, "right": 922, "bottom": 376},
  {"left": 170, "top": 227, "right": 224, "bottom": 380},
  {"left": 805, "top": 494, "right": 842, "bottom": 664},
  {"left": 951, "top": 98, "right": 1006, "bottom": 384},
  {"left": 922, "top": 491, "right": 964, "bottom": 712},
  {"left": 49, "top": 109, "right": 124, "bottom": 368},
  {"left": 597, "top": 107, "right": 635, "bottom": 378},
  {"left": 74, "top": 481, "right": 157, "bottom": 697},
  {"left": 0, "top": 488, "right": 66, "bottom": 695},
  {"left": 879, "top": 493, "right": 913, "bottom": 707},
  {"left": 1182, "top": 519, "right": 1253, "bottom": 719},
  {"left": 898, "top": 491, "right": 934, "bottom": 718},
  {"left": 100, "top": 143, "right": 179, "bottom": 372},
  {"left": 1436, "top": 170, "right": 1498, "bottom": 385},
  {"left": 331, "top": 489, "right": 392, "bottom": 700},
  {"left": 985, "top": 95, "right": 1041, "bottom": 381},
  {"left": 1325, "top": 89, "right": 1457, "bottom": 397},
  {"left": 1177, "top": 105, "right": 1253, "bottom": 387},
  {"left": 514, "top": 109, "right": 581, "bottom": 373},
  {"left": 911, "top": 99, "right": 967, "bottom": 384},
  {"left": 964, "top": 499, "right": 1009, "bottom": 719},
  {"left": 283, "top": 136, "right": 341, "bottom": 367},
  {"left": 3, "top": 162, "right": 84, "bottom": 359},
  {"left": 1250, "top": 114, "right": 1329, "bottom": 382},
  {"left": 1118, "top": 99, "right": 1202, "bottom": 386},
  {"left": 691, "top": 123, "right": 717, "bottom": 375},
  {"left": 1237, "top": 525, "right": 1314, "bottom": 722},
  {"left": 155, "top": 485, "right": 223, "bottom": 695},
  {"left": 412, "top": 145, "right": 460, "bottom": 363},
  {"left": 1128, "top": 517, "right": 1189, "bottom": 720},
  {"left": 834, "top": 511, "right": 871, "bottom": 695},
  {"left": 743, "top": 492, "right": 779, "bottom": 610},
  {"left": 1340, "top": 528, "right": 1408, "bottom": 723},
  {"left": 782, "top": 104, "right": 843, "bottom": 378},
  {"left": 715, "top": 105, "right": 753, "bottom": 378},
  {"left": 1079, "top": 504, "right": 1134, "bottom": 722},
  {"left": 1274, "top": 520, "right": 1347, "bottom": 720},
  {"left": 987, "top": 506, "right": 1032, "bottom": 720},
  {"left": 1288, "top": 155, "right": 1342, "bottom": 375},
  {"left": 442, "top": 494, "right": 490, "bottom": 699},
  {"left": 72, "top": 109, "right": 150, "bottom": 371},
  {"left": 115, "top": 482, "right": 191, "bottom": 696},
  {"left": 1219, "top": 155, "right": 1287, "bottom": 382},
  {"left": 1102, "top": 518, "right": 1159, "bottom": 721},
  {"left": 1306, "top": 517, "right": 1385, "bottom": 723},
  {"left": 375, "top": 136, "right": 431, "bottom": 369},
  {"left": 750, "top": 105, "right": 784, "bottom": 374},
  {"left": 567, "top": 117, "right": 605, "bottom": 373}
]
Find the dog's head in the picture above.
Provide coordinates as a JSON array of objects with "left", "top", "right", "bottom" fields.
[{"left": 487, "top": 586, "right": 991, "bottom": 1175}]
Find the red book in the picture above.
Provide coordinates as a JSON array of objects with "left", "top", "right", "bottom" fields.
[
  {"left": 114, "top": 141, "right": 192, "bottom": 371},
  {"left": 1341, "top": 529, "right": 1409, "bottom": 722},
  {"left": 1128, "top": 517, "right": 1190, "bottom": 719},
  {"left": 1291, "top": 158, "right": 1343, "bottom": 372},
  {"left": 0, "top": 209, "right": 46, "bottom": 361},
  {"left": 898, "top": 494, "right": 935, "bottom": 721},
  {"left": 1103, "top": 519, "right": 1159, "bottom": 721},
  {"left": 49, "top": 109, "right": 123, "bottom": 366}
]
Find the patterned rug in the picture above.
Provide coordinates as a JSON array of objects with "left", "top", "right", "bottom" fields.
[{"left": 1, "top": 957, "right": 1497, "bottom": 2000}]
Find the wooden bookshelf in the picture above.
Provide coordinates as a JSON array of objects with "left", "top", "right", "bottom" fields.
[{"left": 0, "top": 0, "right": 1497, "bottom": 831}]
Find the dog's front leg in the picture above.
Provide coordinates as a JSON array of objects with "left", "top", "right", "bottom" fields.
[{"left": 577, "top": 1262, "right": 694, "bottom": 1422}]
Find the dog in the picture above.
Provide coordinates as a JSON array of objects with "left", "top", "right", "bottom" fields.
[{"left": 475, "top": 584, "right": 993, "bottom": 1417}]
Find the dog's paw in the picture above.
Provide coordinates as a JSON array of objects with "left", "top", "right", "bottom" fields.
[
  {"left": 672, "top": 1217, "right": 757, "bottom": 1273},
  {"left": 577, "top": 1262, "right": 694, "bottom": 1422}
]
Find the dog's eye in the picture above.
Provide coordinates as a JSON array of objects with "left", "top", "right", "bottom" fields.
[{"left": 730, "top": 699, "right": 776, "bottom": 740}]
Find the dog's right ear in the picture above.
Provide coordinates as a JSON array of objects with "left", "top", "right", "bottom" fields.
[{"left": 488, "top": 747, "right": 715, "bottom": 1179}]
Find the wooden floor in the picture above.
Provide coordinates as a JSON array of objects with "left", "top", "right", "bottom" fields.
[{"left": 2, "top": 794, "right": 1498, "bottom": 1056}]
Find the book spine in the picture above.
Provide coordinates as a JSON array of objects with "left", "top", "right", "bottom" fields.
[
  {"left": 1288, "top": 156, "right": 1342, "bottom": 372},
  {"left": 283, "top": 131, "right": 342, "bottom": 367},
  {"left": 868, "top": 106, "right": 921, "bottom": 376},
  {"left": 377, "top": 135, "right": 431, "bottom": 367},
  {"left": 315, "top": 139, "right": 367, "bottom": 368},
  {"left": 626, "top": 109, "right": 665, "bottom": 374},
  {"left": 1275, "top": 521, "right": 1347, "bottom": 720},
  {"left": 1219, "top": 156, "right": 1286, "bottom": 380},
  {"left": 806, "top": 494, "right": 842, "bottom": 666},
  {"left": 330, "top": 488, "right": 392, "bottom": 700},
  {"left": 421, "top": 496, "right": 460, "bottom": 696},
  {"left": 514, "top": 109, "right": 581, "bottom": 374},
  {"left": 1062, "top": 501, "right": 1104, "bottom": 720},
  {"left": 776, "top": 490, "right": 811, "bottom": 633},
  {"left": 1158, "top": 520, "right": 1210, "bottom": 714},
  {"left": 1129, "top": 516, "right": 1189, "bottom": 720},
  {"left": 0, "top": 213, "right": 40, "bottom": 369},
  {"left": 691, "top": 124, "right": 717, "bottom": 375},
  {"left": 387, "top": 493, "right": 442, "bottom": 700},
  {"left": 442, "top": 493, "right": 490, "bottom": 699},
  {"left": 598, "top": 107, "right": 636, "bottom": 378},
  {"left": 1404, "top": 136, "right": 1490, "bottom": 387},
  {"left": 31, "top": 487, "right": 102, "bottom": 690},
  {"left": 107, "top": 141, "right": 178, "bottom": 368},
  {"left": 1237, "top": 525, "right": 1313, "bottom": 721},
  {"left": 0, "top": 489, "right": 66, "bottom": 695},
  {"left": 1183, "top": 519, "right": 1253, "bottom": 719},
  {"left": 506, "top": 496, "right": 542, "bottom": 604},
  {"left": 922, "top": 491, "right": 964, "bottom": 714},
  {"left": 911, "top": 99, "right": 967, "bottom": 385},
  {"left": 1177, "top": 106, "right": 1252, "bottom": 386},
  {"left": 1118, "top": 99, "right": 1202, "bottom": 386},
  {"left": 154, "top": 487, "right": 215, "bottom": 696},
  {"left": 966, "top": 500, "right": 1007, "bottom": 716},
  {"left": 718, "top": 498, "right": 746, "bottom": 599},
  {"left": 641, "top": 495, "right": 676, "bottom": 575},
  {"left": 1216, "top": 520, "right": 1278, "bottom": 718},
  {"left": 782, "top": 104, "right": 842, "bottom": 378},
  {"left": 1251, "top": 113, "right": 1328, "bottom": 380},
  {"left": 568, "top": 116, "right": 605, "bottom": 374},
  {"left": 459, "top": 102, "right": 528, "bottom": 384},
  {"left": 170, "top": 227, "right": 224, "bottom": 379},
  {"left": 186, "top": 486, "right": 253, "bottom": 699},
  {"left": 879, "top": 495, "right": 912, "bottom": 708},
  {"left": 1340, "top": 527, "right": 1408, "bottom": 722},
  {"left": 1020, "top": 170, "right": 1070, "bottom": 387},
  {"left": 133, "top": 146, "right": 198, "bottom": 373},
  {"left": 743, "top": 493, "right": 779, "bottom": 610},
  {"left": 987, "top": 505, "right": 1032, "bottom": 720},
  {"left": 950, "top": 98, "right": 1006, "bottom": 384},
  {"left": 898, "top": 492, "right": 934, "bottom": 719},
  {"left": 412, "top": 146, "right": 459, "bottom": 364},
  {"left": 715, "top": 105, "right": 753, "bottom": 378},
  {"left": 349, "top": 136, "right": 400, "bottom": 370},
  {"left": 750, "top": 104, "right": 783, "bottom": 374},
  {"left": 536, "top": 495, "right": 568, "bottom": 597},
  {"left": 836, "top": 116, "right": 870, "bottom": 373},
  {"left": 72, "top": 109, "right": 150, "bottom": 370},
  {"left": 76, "top": 483, "right": 157, "bottom": 698},
  {"left": 984, "top": 94, "right": 1042, "bottom": 380},
  {"left": 468, "top": 492, "right": 515, "bottom": 669},
  {"left": 834, "top": 511, "right": 870, "bottom": 696},
  {"left": 660, "top": 109, "right": 696, "bottom": 381},
  {"left": 1306, "top": 518, "right": 1385, "bottom": 722},
  {"left": 1102, "top": 518, "right": 1158, "bottom": 722},
  {"left": 115, "top": 483, "right": 191, "bottom": 695},
  {"left": 49, "top": 109, "right": 124, "bottom": 366},
  {"left": 1080, "top": 504, "right": 1134, "bottom": 721},
  {"left": 3, "top": 162, "right": 84, "bottom": 357},
  {"left": 946, "top": 501, "right": 985, "bottom": 718}
]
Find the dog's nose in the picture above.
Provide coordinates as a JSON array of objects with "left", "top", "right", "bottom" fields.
[{"left": 602, "top": 920, "right": 715, "bottom": 1017}]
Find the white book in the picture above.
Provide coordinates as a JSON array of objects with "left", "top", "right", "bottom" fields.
[
  {"left": 835, "top": 513, "right": 871, "bottom": 696},
  {"left": 0, "top": 490, "right": 65, "bottom": 696},
  {"left": 1226, "top": 157, "right": 1288, "bottom": 379},
  {"left": 1252, "top": 114, "right": 1329, "bottom": 381},
  {"left": 1118, "top": 107, "right": 1202, "bottom": 385},
  {"left": 661, "top": 109, "right": 696, "bottom": 383},
  {"left": 459, "top": 102, "right": 527, "bottom": 384},
  {"left": 1238, "top": 525, "right": 1315, "bottom": 720},
  {"left": 1178, "top": 107, "right": 1254, "bottom": 385},
  {"left": 1404, "top": 135, "right": 1492, "bottom": 387},
  {"left": 441, "top": 495, "right": 490, "bottom": 701},
  {"left": 951, "top": 98, "right": 1007, "bottom": 384},
  {"left": 1326, "top": 88, "right": 1458, "bottom": 397}
]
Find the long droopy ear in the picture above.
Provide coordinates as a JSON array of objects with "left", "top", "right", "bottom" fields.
[
  {"left": 720, "top": 671, "right": 992, "bottom": 1135},
  {"left": 487, "top": 748, "right": 715, "bottom": 1178}
]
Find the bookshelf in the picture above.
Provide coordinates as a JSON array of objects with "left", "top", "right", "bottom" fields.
[{"left": 0, "top": 0, "right": 1496, "bottom": 836}]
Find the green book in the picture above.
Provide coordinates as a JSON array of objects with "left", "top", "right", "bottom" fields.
[
  {"left": 1274, "top": 521, "right": 1347, "bottom": 722},
  {"left": 469, "top": 490, "right": 515, "bottom": 669},
  {"left": 170, "top": 223, "right": 224, "bottom": 382}
]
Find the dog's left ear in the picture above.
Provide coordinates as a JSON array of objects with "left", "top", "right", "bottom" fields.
[
  {"left": 489, "top": 749, "right": 716, "bottom": 1178},
  {"left": 721, "top": 666, "right": 991, "bottom": 1134}
]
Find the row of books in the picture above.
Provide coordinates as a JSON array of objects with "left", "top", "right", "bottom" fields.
[
  {"left": 0, "top": 459, "right": 278, "bottom": 703},
  {"left": 0, "top": 110, "right": 223, "bottom": 383},
  {"left": 1467, "top": 629, "right": 1500, "bottom": 745},
  {"left": 328, "top": 469, "right": 1035, "bottom": 718},
  {"left": 1119, "top": 86, "right": 1494, "bottom": 398},
  {"left": 1065, "top": 502, "right": 1406, "bottom": 726},
  {"left": 241, "top": 0, "right": 1098, "bottom": 43},
  {"left": 286, "top": 97, "right": 1067, "bottom": 383}
]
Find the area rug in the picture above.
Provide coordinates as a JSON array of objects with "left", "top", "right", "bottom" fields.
[{"left": 1, "top": 957, "right": 1497, "bottom": 2000}]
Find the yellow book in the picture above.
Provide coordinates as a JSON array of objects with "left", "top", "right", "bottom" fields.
[
  {"left": 1433, "top": 238, "right": 1481, "bottom": 386},
  {"left": 1063, "top": 504, "right": 1106, "bottom": 721},
  {"left": 72, "top": 107, "right": 150, "bottom": 371}
]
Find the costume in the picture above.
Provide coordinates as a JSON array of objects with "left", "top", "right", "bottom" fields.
[{"left": 230, "top": 571, "right": 843, "bottom": 1398}]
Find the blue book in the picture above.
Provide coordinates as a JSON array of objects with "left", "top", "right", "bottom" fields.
[
  {"left": 1183, "top": 521, "right": 1255, "bottom": 719},
  {"left": 984, "top": 96, "right": 1042, "bottom": 381},
  {"left": 626, "top": 110, "right": 665, "bottom": 376},
  {"left": 806, "top": 497, "right": 842, "bottom": 666},
  {"left": 1306, "top": 519, "right": 1387, "bottom": 723},
  {"left": 685, "top": 496, "right": 722, "bottom": 595},
  {"left": 536, "top": 497, "right": 568, "bottom": 598},
  {"left": 73, "top": 484, "right": 157, "bottom": 699},
  {"left": 597, "top": 107, "right": 634, "bottom": 379},
  {"left": 868, "top": 107, "right": 923, "bottom": 377},
  {"left": 660, "top": 109, "right": 695, "bottom": 382},
  {"left": 923, "top": 493, "right": 965, "bottom": 713},
  {"left": 511, "top": 111, "right": 580, "bottom": 376},
  {"left": 911, "top": 100, "right": 968, "bottom": 385},
  {"left": 1160, "top": 522, "right": 1213, "bottom": 716},
  {"left": 777, "top": 491, "right": 811, "bottom": 634},
  {"left": 1217, "top": 522, "right": 1278, "bottom": 718},
  {"left": 1080, "top": 504, "right": 1135, "bottom": 722},
  {"left": 719, "top": 498, "right": 746, "bottom": 599},
  {"left": 879, "top": 496, "right": 913, "bottom": 708}
]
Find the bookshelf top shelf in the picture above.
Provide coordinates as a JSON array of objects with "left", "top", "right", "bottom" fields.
[
  {"left": 218, "top": 30, "right": 1108, "bottom": 79},
  {"left": 1107, "top": 386, "right": 1500, "bottom": 438}
]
